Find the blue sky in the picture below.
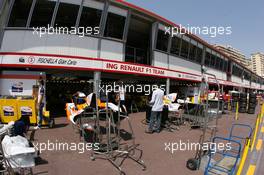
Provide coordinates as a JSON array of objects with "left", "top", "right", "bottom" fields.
[{"left": 125, "top": 0, "right": 264, "bottom": 59}]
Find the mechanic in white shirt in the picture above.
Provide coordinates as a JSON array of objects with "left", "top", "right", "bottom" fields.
[
  {"left": 119, "top": 86, "right": 127, "bottom": 113},
  {"left": 146, "top": 87, "right": 164, "bottom": 133}
]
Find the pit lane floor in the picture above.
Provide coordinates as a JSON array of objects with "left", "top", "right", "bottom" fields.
[{"left": 31, "top": 111, "right": 258, "bottom": 175}]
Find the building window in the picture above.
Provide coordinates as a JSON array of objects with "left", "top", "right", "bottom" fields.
[
  {"left": 125, "top": 46, "right": 148, "bottom": 64},
  {"left": 8, "top": 0, "right": 33, "bottom": 27},
  {"left": 180, "top": 38, "right": 189, "bottom": 58},
  {"left": 189, "top": 43, "right": 197, "bottom": 61},
  {"left": 232, "top": 65, "right": 242, "bottom": 77},
  {"left": 30, "top": 0, "right": 57, "bottom": 27},
  {"left": 244, "top": 72, "right": 250, "bottom": 81},
  {"left": 156, "top": 29, "right": 169, "bottom": 52},
  {"left": 54, "top": 2, "right": 80, "bottom": 29},
  {"left": 205, "top": 51, "right": 211, "bottom": 66},
  {"left": 219, "top": 58, "right": 224, "bottom": 71},
  {"left": 79, "top": 6, "right": 102, "bottom": 35},
  {"left": 170, "top": 35, "right": 181, "bottom": 55},
  {"left": 196, "top": 47, "right": 203, "bottom": 63},
  {"left": 215, "top": 56, "right": 221, "bottom": 70},
  {"left": 210, "top": 54, "right": 216, "bottom": 68},
  {"left": 104, "top": 12, "right": 126, "bottom": 40}
]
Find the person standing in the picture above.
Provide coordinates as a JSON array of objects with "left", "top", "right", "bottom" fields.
[
  {"left": 115, "top": 81, "right": 127, "bottom": 114},
  {"left": 34, "top": 79, "right": 45, "bottom": 129},
  {"left": 146, "top": 87, "right": 164, "bottom": 133},
  {"left": 199, "top": 77, "right": 208, "bottom": 102},
  {"left": 119, "top": 84, "right": 127, "bottom": 114}
]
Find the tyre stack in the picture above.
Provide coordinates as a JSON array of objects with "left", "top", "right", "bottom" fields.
[
  {"left": 248, "top": 93, "right": 257, "bottom": 114},
  {"left": 231, "top": 93, "right": 239, "bottom": 112},
  {"left": 239, "top": 93, "right": 247, "bottom": 113}
]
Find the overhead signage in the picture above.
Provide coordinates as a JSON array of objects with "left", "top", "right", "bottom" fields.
[
  {"left": 104, "top": 62, "right": 165, "bottom": 76},
  {"left": 1, "top": 54, "right": 205, "bottom": 82},
  {"left": 1, "top": 53, "right": 262, "bottom": 89},
  {"left": 20, "top": 56, "right": 77, "bottom": 66}
]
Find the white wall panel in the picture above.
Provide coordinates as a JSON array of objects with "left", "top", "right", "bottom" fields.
[
  {"left": 244, "top": 80, "right": 250, "bottom": 86},
  {"left": 0, "top": 79, "right": 35, "bottom": 96},
  {"left": 69, "top": 36, "right": 98, "bottom": 58},
  {"left": 1, "top": 30, "right": 100, "bottom": 59},
  {"left": 0, "top": 71, "right": 42, "bottom": 96},
  {"left": 83, "top": 0, "right": 104, "bottom": 10},
  {"left": 154, "top": 51, "right": 168, "bottom": 69},
  {"left": 232, "top": 76, "right": 242, "bottom": 84},
  {"left": 1, "top": 30, "right": 25, "bottom": 51},
  {"left": 222, "top": 72, "right": 227, "bottom": 81},
  {"left": 169, "top": 55, "right": 201, "bottom": 75},
  {"left": 60, "top": 0, "right": 82, "bottom": 5},
  {"left": 45, "top": 34, "right": 71, "bottom": 55},
  {"left": 108, "top": 5, "right": 127, "bottom": 17},
  {"left": 22, "top": 31, "right": 47, "bottom": 53},
  {"left": 205, "top": 67, "right": 226, "bottom": 81},
  {"left": 100, "top": 39, "right": 123, "bottom": 61},
  {"left": 251, "top": 82, "right": 256, "bottom": 88}
]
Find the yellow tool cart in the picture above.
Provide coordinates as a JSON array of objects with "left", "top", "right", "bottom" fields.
[
  {"left": 0, "top": 96, "right": 54, "bottom": 128},
  {"left": 0, "top": 96, "right": 19, "bottom": 123},
  {"left": 17, "top": 97, "right": 38, "bottom": 124}
]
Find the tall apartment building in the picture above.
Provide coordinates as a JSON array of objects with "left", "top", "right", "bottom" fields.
[
  {"left": 245, "top": 59, "right": 252, "bottom": 71},
  {"left": 251, "top": 52, "right": 264, "bottom": 77},
  {"left": 214, "top": 45, "right": 251, "bottom": 69}
]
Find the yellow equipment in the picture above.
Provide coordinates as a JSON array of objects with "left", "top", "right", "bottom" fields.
[
  {"left": 0, "top": 98, "right": 18, "bottom": 123},
  {"left": 17, "top": 97, "right": 37, "bottom": 124},
  {"left": 0, "top": 96, "right": 53, "bottom": 127},
  {"left": 41, "top": 107, "right": 53, "bottom": 127}
]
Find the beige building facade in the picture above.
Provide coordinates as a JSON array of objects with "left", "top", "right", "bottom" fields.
[
  {"left": 214, "top": 45, "right": 252, "bottom": 70},
  {"left": 251, "top": 52, "right": 264, "bottom": 77}
]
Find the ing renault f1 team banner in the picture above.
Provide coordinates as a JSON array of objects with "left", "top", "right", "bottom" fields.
[
  {"left": 0, "top": 53, "right": 202, "bottom": 82},
  {"left": 0, "top": 53, "right": 263, "bottom": 89}
]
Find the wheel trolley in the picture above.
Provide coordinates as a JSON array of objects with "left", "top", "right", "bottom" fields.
[{"left": 204, "top": 124, "right": 253, "bottom": 175}]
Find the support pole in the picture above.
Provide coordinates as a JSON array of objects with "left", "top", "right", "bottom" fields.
[
  {"left": 235, "top": 102, "right": 239, "bottom": 120},
  {"left": 93, "top": 71, "right": 101, "bottom": 97},
  {"left": 166, "top": 78, "right": 170, "bottom": 95}
]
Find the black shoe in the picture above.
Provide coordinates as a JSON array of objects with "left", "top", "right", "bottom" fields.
[{"left": 155, "top": 130, "right": 161, "bottom": 133}]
